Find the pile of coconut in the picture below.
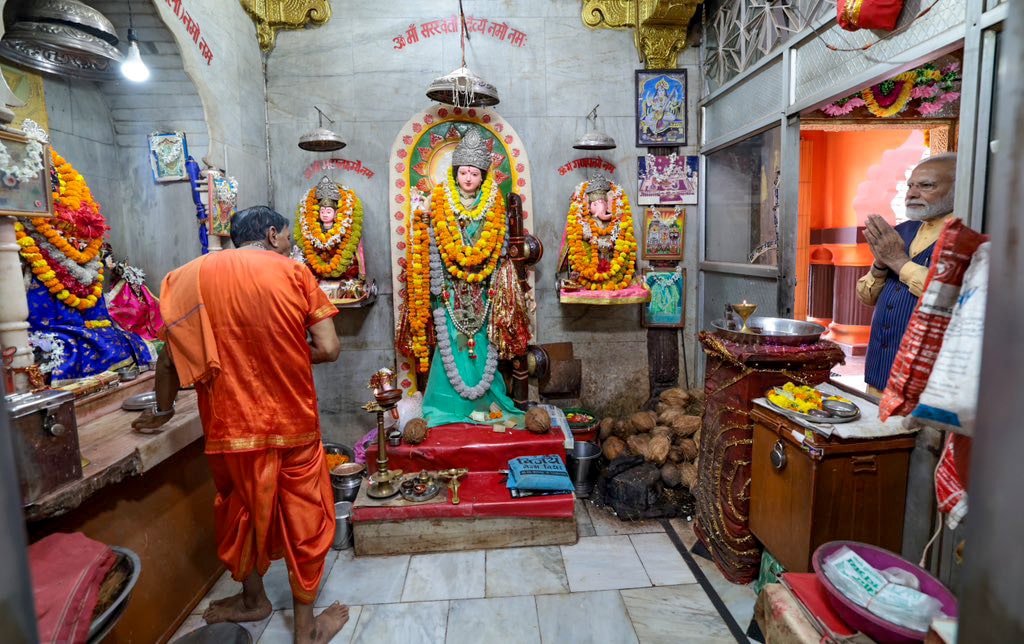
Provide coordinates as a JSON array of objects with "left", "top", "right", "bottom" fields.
[{"left": 597, "top": 387, "right": 704, "bottom": 491}]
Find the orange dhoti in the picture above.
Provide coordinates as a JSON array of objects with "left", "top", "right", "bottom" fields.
[{"left": 208, "top": 440, "right": 335, "bottom": 604}]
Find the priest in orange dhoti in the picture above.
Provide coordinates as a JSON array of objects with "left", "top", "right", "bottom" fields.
[{"left": 132, "top": 206, "right": 348, "bottom": 644}]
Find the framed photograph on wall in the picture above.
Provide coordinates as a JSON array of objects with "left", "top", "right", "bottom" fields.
[
  {"left": 147, "top": 131, "right": 189, "bottom": 183},
  {"left": 638, "top": 153, "right": 698, "bottom": 205},
  {"left": 636, "top": 69, "right": 687, "bottom": 147},
  {"left": 0, "top": 129, "right": 52, "bottom": 218},
  {"left": 642, "top": 267, "right": 685, "bottom": 328},
  {"left": 641, "top": 206, "right": 685, "bottom": 261}
]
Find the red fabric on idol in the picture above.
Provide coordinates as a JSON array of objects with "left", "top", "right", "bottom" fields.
[
  {"left": 880, "top": 219, "right": 987, "bottom": 420},
  {"left": 837, "top": 0, "right": 905, "bottom": 31},
  {"left": 29, "top": 532, "right": 117, "bottom": 644}
]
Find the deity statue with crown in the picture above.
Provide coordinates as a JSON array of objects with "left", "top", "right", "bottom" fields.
[
  {"left": 397, "top": 127, "right": 532, "bottom": 428},
  {"left": 557, "top": 173, "right": 649, "bottom": 304},
  {"left": 293, "top": 175, "right": 370, "bottom": 304}
]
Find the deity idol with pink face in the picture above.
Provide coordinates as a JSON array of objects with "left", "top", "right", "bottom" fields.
[{"left": 293, "top": 176, "right": 368, "bottom": 296}]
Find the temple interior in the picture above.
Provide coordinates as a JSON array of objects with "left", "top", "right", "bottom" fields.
[{"left": 0, "top": 1, "right": 1021, "bottom": 643}]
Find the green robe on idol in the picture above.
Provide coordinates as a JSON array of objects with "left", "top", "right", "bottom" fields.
[{"left": 421, "top": 189, "right": 525, "bottom": 429}]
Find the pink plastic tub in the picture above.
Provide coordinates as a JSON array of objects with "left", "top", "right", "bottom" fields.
[{"left": 811, "top": 541, "right": 958, "bottom": 643}]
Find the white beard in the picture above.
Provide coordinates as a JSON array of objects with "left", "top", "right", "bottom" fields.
[{"left": 905, "top": 192, "right": 954, "bottom": 221}]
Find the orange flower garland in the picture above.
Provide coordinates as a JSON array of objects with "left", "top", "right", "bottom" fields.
[
  {"left": 16, "top": 150, "right": 106, "bottom": 311},
  {"left": 406, "top": 208, "right": 434, "bottom": 373},
  {"left": 294, "top": 185, "right": 363, "bottom": 278},
  {"left": 566, "top": 181, "right": 638, "bottom": 291},
  {"left": 429, "top": 178, "right": 506, "bottom": 283}
]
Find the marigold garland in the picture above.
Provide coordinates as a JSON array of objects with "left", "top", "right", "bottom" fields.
[
  {"left": 861, "top": 72, "right": 917, "bottom": 118},
  {"left": 406, "top": 208, "right": 435, "bottom": 373},
  {"left": 16, "top": 150, "right": 106, "bottom": 311},
  {"left": 430, "top": 172, "right": 506, "bottom": 284},
  {"left": 294, "top": 184, "right": 363, "bottom": 278},
  {"left": 566, "top": 181, "right": 638, "bottom": 291}
]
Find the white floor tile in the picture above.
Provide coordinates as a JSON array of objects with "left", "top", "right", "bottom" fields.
[
  {"left": 257, "top": 606, "right": 361, "bottom": 644},
  {"left": 485, "top": 546, "right": 569, "bottom": 597},
  {"left": 191, "top": 571, "right": 237, "bottom": 615},
  {"left": 536, "top": 591, "right": 639, "bottom": 644},
  {"left": 621, "top": 585, "right": 735, "bottom": 643},
  {"left": 349, "top": 601, "right": 449, "bottom": 644},
  {"left": 630, "top": 532, "right": 697, "bottom": 586},
  {"left": 587, "top": 502, "right": 666, "bottom": 536},
  {"left": 261, "top": 550, "right": 339, "bottom": 609},
  {"left": 401, "top": 550, "right": 486, "bottom": 602},
  {"left": 694, "top": 554, "right": 757, "bottom": 631},
  {"left": 446, "top": 596, "right": 540, "bottom": 644},
  {"left": 560, "top": 535, "right": 652, "bottom": 593},
  {"left": 575, "top": 499, "right": 597, "bottom": 537},
  {"left": 669, "top": 517, "right": 700, "bottom": 551},
  {"left": 317, "top": 550, "right": 409, "bottom": 606}
]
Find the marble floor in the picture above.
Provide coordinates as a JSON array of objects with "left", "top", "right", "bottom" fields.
[{"left": 171, "top": 500, "right": 757, "bottom": 643}]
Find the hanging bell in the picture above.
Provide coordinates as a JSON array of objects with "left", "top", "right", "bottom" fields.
[
  {"left": 573, "top": 104, "right": 616, "bottom": 150},
  {"left": 298, "top": 106, "right": 346, "bottom": 152}
]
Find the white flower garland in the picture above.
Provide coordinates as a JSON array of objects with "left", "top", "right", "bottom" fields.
[
  {"left": 443, "top": 174, "right": 498, "bottom": 225},
  {"left": 28, "top": 331, "right": 66, "bottom": 374},
  {"left": 0, "top": 136, "right": 43, "bottom": 184},
  {"left": 433, "top": 305, "right": 500, "bottom": 400},
  {"left": 22, "top": 218, "right": 103, "bottom": 284}
]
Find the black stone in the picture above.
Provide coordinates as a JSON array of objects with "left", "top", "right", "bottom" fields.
[{"left": 595, "top": 458, "right": 695, "bottom": 521}]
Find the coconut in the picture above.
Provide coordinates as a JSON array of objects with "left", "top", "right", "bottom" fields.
[
  {"left": 627, "top": 434, "right": 652, "bottom": 459},
  {"left": 648, "top": 434, "right": 671, "bottom": 465},
  {"left": 658, "top": 407, "right": 687, "bottom": 427},
  {"left": 655, "top": 402, "right": 670, "bottom": 415},
  {"left": 629, "top": 411, "right": 657, "bottom": 433},
  {"left": 659, "top": 387, "right": 690, "bottom": 408},
  {"left": 599, "top": 417, "right": 615, "bottom": 440},
  {"left": 679, "top": 462, "right": 698, "bottom": 489},
  {"left": 525, "top": 407, "right": 551, "bottom": 434},
  {"left": 603, "top": 436, "right": 626, "bottom": 461},
  {"left": 668, "top": 446, "right": 685, "bottom": 463},
  {"left": 402, "top": 418, "right": 429, "bottom": 445},
  {"left": 671, "top": 415, "right": 702, "bottom": 438},
  {"left": 651, "top": 425, "right": 672, "bottom": 439},
  {"left": 661, "top": 463, "right": 681, "bottom": 487},
  {"left": 678, "top": 438, "right": 698, "bottom": 462}
]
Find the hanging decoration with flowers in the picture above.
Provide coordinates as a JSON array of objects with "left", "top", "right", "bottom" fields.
[
  {"left": 293, "top": 177, "right": 364, "bottom": 279},
  {"left": 564, "top": 179, "right": 638, "bottom": 291},
  {"left": 15, "top": 149, "right": 107, "bottom": 311},
  {"left": 822, "top": 62, "right": 961, "bottom": 118}
]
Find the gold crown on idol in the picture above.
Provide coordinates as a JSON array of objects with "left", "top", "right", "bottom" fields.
[
  {"left": 315, "top": 175, "right": 340, "bottom": 203},
  {"left": 452, "top": 128, "right": 492, "bottom": 171},
  {"left": 655, "top": 78, "right": 670, "bottom": 91}
]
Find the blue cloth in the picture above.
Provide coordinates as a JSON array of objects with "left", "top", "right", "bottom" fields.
[
  {"left": 864, "top": 221, "right": 935, "bottom": 391},
  {"left": 26, "top": 280, "right": 154, "bottom": 382}
]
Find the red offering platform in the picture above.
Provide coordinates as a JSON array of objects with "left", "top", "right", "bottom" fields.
[
  {"left": 353, "top": 422, "right": 578, "bottom": 555},
  {"left": 365, "top": 423, "right": 567, "bottom": 474}
]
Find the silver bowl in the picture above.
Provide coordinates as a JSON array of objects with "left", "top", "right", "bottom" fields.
[{"left": 711, "top": 316, "right": 827, "bottom": 346}]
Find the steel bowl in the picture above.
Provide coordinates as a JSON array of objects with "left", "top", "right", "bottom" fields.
[
  {"left": 711, "top": 316, "right": 826, "bottom": 346},
  {"left": 121, "top": 391, "right": 157, "bottom": 412}
]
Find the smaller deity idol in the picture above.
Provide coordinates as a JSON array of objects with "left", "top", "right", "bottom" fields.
[
  {"left": 294, "top": 176, "right": 367, "bottom": 300},
  {"left": 559, "top": 174, "right": 641, "bottom": 293}
]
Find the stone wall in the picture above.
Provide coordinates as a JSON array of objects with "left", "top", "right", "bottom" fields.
[{"left": 264, "top": 1, "right": 700, "bottom": 445}]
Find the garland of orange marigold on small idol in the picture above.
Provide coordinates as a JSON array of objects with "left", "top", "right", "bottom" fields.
[
  {"left": 400, "top": 171, "right": 530, "bottom": 375},
  {"left": 566, "top": 180, "right": 637, "bottom": 290},
  {"left": 294, "top": 183, "right": 363, "bottom": 278},
  {"left": 16, "top": 149, "right": 107, "bottom": 311}
]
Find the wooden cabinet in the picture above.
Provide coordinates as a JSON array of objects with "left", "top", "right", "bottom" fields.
[{"left": 749, "top": 405, "right": 916, "bottom": 572}]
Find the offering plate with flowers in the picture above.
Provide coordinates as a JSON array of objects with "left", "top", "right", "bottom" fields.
[{"left": 765, "top": 382, "right": 861, "bottom": 424}]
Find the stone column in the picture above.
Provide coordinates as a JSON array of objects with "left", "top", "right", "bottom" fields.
[{"left": 0, "top": 216, "right": 32, "bottom": 392}]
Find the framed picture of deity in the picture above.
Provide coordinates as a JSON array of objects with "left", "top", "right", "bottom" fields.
[
  {"left": 638, "top": 153, "right": 697, "bottom": 205},
  {"left": 642, "top": 267, "right": 686, "bottom": 328},
  {"left": 0, "top": 127, "right": 53, "bottom": 218},
  {"left": 636, "top": 69, "right": 687, "bottom": 147},
  {"left": 147, "top": 131, "right": 189, "bottom": 183},
  {"left": 642, "top": 206, "right": 685, "bottom": 261}
]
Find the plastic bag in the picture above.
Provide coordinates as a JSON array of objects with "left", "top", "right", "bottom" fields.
[
  {"left": 822, "top": 546, "right": 942, "bottom": 633},
  {"left": 911, "top": 243, "right": 989, "bottom": 435},
  {"left": 506, "top": 454, "right": 574, "bottom": 493}
]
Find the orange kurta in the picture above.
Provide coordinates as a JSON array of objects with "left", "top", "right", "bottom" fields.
[{"left": 159, "top": 249, "right": 338, "bottom": 603}]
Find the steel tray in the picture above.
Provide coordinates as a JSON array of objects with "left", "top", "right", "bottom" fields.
[{"left": 711, "top": 316, "right": 826, "bottom": 346}]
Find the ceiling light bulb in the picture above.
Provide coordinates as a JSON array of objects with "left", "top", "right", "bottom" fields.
[{"left": 121, "top": 32, "right": 149, "bottom": 82}]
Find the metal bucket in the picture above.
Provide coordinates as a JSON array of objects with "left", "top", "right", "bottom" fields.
[
  {"left": 330, "top": 462, "right": 364, "bottom": 503},
  {"left": 567, "top": 441, "right": 601, "bottom": 498},
  {"left": 333, "top": 501, "right": 353, "bottom": 550}
]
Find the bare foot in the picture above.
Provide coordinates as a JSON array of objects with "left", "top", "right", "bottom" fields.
[
  {"left": 296, "top": 603, "right": 349, "bottom": 644},
  {"left": 202, "top": 592, "right": 272, "bottom": 624}
]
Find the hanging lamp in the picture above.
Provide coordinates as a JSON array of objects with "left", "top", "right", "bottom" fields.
[
  {"left": 298, "top": 106, "right": 346, "bottom": 152},
  {"left": 121, "top": 0, "right": 150, "bottom": 82},
  {"left": 425, "top": 1, "right": 499, "bottom": 107},
  {"left": 573, "top": 105, "right": 616, "bottom": 150}
]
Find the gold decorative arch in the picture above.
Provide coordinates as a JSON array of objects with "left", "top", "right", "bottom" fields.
[
  {"left": 582, "top": 0, "right": 702, "bottom": 69},
  {"left": 239, "top": 0, "right": 332, "bottom": 51}
]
